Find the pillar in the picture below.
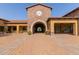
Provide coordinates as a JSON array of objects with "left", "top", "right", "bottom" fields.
[
  {"left": 27, "top": 24, "right": 30, "bottom": 32},
  {"left": 75, "top": 22, "right": 78, "bottom": 36},
  {"left": 73, "top": 22, "right": 78, "bottom": 36},
  {"left": 4, "top": 26, "right": 8, "bottom": 33},
  {"left": 19, "top": 26, "right": 22, "bottom": 33},
  {"left": 50, "top": 20, "right": 54, "bottom": 35},
  {"left": 16, "top": 25, "right": 19, "bottom": 34},
  {"left": 11, "top": 26, "right": 13, "bottom": 33}
]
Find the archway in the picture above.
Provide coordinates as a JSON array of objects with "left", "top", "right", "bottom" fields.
[{"left": 33, "top": 22, "right": 46, "bottom": 33}]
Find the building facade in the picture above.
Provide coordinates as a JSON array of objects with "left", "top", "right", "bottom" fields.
[{"left": 0, "top": 4, "right": 79, "bottom": 35}]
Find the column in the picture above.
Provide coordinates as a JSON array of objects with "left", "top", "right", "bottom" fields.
[
  {"left": 16, "top": 25, "right": 19, "bottom": 34},
  {"left": 75, "top": 22, "right": 78, "bottom": 36},
  {"left": 11, "top": 26, "right": 13, "bottom": 33},
  {"left": 4, "top": 26, "right": 8, "bottom": 33},
  {"left": 27, "top": 25, "right": 30, "bottom": 32},
  {"left": 51, "top": 20, "right": 54, "bottom": 35},
  {"left": 73, "top": 22, "right": 78, "bottom": 36}
]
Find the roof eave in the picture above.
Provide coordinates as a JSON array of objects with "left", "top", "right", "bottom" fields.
[{"left": 26, "top": 4, "right": 52, "bottom": 10}]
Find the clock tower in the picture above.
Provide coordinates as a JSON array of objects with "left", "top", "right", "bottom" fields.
[{"left": 26, "top": 4, "right": 52, "bottom": 33}]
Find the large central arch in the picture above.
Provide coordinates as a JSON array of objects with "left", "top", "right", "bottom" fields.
[
  {"left": 33, "top": 22, "right": 46, "bottom": 33},
  {"left": 31, "top": 20, "right": 47, "bottom": 33}
]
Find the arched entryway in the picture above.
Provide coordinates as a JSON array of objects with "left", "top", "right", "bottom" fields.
[{"left": 33, "top": 22, "right": 46, "bottom": 33}]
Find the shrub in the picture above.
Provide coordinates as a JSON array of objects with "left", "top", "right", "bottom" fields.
[
  {"left": 45, "top": 31, "right": 50, "bottom": 35},
  {"left": 28, "top": 31, "right": 32, "bottom": 35}
]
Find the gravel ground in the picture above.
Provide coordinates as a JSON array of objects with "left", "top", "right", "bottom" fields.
[{"left": 0, "top": 33, "right": 79, "bottom": 55}]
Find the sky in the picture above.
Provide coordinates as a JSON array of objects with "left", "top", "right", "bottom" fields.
[{"left": 0, "top": 3, "right": 79, "bottom": 20}]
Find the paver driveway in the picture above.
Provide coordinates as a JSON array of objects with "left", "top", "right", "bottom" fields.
[{"left": 0, "top": 33, "right": 79, "bottom": 55}]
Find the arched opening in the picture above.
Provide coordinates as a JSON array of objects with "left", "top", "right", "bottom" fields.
[{"left": 33, "top": 22, "right": 46, "bottom": 33}]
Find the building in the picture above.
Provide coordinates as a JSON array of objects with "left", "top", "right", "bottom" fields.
[{"left": 0, "top": 4, "right": 79, "bottom": 35}]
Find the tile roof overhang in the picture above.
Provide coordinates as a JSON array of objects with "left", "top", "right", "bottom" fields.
[
  {"left": 0, "top": 18, "right": 9, "bottom": 22},
  {"left": 47, "top": 17, "right": 79, "bottom": 22},
  {"left": 6, "top": 20, "right": 28, "bottom": 24},
  {"left": 63, "top": 7, "right": 79, "bottom": 17}
]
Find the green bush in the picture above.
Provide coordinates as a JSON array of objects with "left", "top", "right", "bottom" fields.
[
  {"left": 45, "top": 31, "right": 50, "bottom": 35},
  {"left": 28, "top": 31, "right": 32, "bottom": 35}
]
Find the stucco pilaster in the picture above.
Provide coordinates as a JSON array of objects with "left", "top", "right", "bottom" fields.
[
  {"left": 73, "top": 22, "right": 78, "bottom": 36},
  {"left": 51, "top": 20, "right": 54, "bottom": 34},
  {"left": 16, "top": 25, "right": 19, "bottom": 34}
]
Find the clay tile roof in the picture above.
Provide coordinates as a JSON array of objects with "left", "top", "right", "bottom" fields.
[
  {"left": 7, "top": 20, "right": 28, "bottom": 24},
  {"left": 47, "top": 17, "right": 79, "bottom": 22},
  {"left": 26, "top": 4, "right": 52, "bottom": 10},
  {"left": 0, "top": 18, "right": 9, "bottom": 22},
  {"left": 47, "top": 17, "right": 79, "bottom": 21},
  {"left": 26, "top": 19, "right": 32, "bottom": 23},
  {"left": 6, "top": 19, "right": 33, "bottom": 24},
  {"left": 63, "top": 7, "right": 79, "bottom": 17}
]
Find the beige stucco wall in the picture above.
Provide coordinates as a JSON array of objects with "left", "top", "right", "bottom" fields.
[{"left": 48, "top": 19, "right": 78, "bottom": 35}]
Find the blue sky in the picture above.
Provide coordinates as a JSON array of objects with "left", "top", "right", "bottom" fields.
[{"left": 0, "top": 3, "right": 79, "bottom": 20}]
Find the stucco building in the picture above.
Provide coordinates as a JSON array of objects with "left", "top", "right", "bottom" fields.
[{"left": 0, "top": 4, "right": 79, "bottom": 35}]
